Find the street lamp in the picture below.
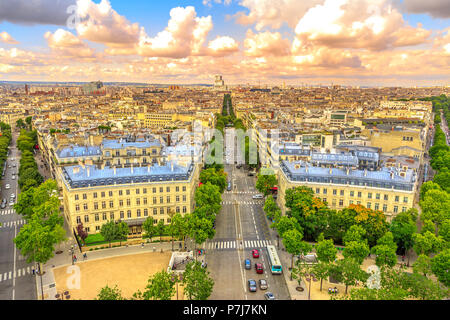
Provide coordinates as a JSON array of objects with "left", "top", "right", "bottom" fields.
[{"left": 70, "top": 245, "right": 74, "bottom": 265}]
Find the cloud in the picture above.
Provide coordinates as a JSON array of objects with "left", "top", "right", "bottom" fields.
[
  {"left": 45, "top": 29, "right": 96, "bottom": 59},
  {"left": 0, "top": 0, "right": 76, "bottom": 25},
  {"left": 207, "top": 36, "right": 239, "bottom": 56},
  {"left": 292, "top": 0, "right": 431, "bottom": 51},
  {"left": 0, "top": 32, "right": 19, "bottom": 44},
  {"left": 75, "top": 0, "right": 140, "bottom": 45},
  {"left": 401, "top": 0, "right": 450, "bottom": 18},
  {"left": 234, "top": 0, "right": 324, "bottom": 30},
  {"left": 244, "top": 30, "right": 290, "bottom": 57}
]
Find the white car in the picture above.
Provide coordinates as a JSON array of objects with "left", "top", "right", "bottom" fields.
[
  {"left": 5, "top": 184, "right": 10, "bottom": 189},
  {"left": 252, "top": 194, "right": 264, "bottom": 199},
  {"left": 11, "top": 175, "right": 15, "bottom": 180},
  {"left": 9, "top": 200, "right": 14, "bottom": 206},
  {"left": 10, "top": 193, "right": 15, "bottom": 199}
]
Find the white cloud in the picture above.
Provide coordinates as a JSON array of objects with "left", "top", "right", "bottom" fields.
[
  {"left": 244, "top": 30, "right": 290, "bottom": 57},
  {"left": 0, "top": 32, "right": 19, "bottom": 44}
]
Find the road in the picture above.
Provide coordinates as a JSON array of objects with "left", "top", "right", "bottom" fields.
[
  {"left": 207, "top": 128, "right": 290, "bottom": 300},
  {"left": 0, "top": 130, "right": 37, "bottom": 300}
]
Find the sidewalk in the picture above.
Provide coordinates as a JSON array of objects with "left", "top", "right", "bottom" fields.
[{"left": 36, "top": 240, "right": 185, "bottom": 300}]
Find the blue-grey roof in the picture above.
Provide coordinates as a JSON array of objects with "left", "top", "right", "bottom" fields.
[
  {"left": 102, "top": 139, "right": 161, "bottom": 150},
  {"left": 311, "top": 153, "right": 358, "bottom": 166},
  {"left": 56, "top": 146, "right": 102, "bottom": 158},
  {"left": 281, "top": 161, "right": 415, "bottom": 192},
  {"left": 62, "top": 162, "right": 194, "bottom": 189}
]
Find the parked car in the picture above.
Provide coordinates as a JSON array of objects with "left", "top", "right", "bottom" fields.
[
  {"left": 244, "top": 259, "right": 251, "bottom": 270},
  {"left": 5, "top": 184, "right": 10, "bottom": 189},
  {"left": 248, "top": 279, "right": 257, "bottom": 292},
  {"left": 247, "top": 172, "right": 254, "bottom": 176},
  {"left": 255, "top": 263, "right": 264, "bottom": 274},
  {"left": 264, "top": 292, "right": 275, "bottom": 300},
  {"left": 10, "top": 193, "right": 15, "bottom": 199},
  {"left": 2, "top": 199, "right": 6, "bottom": 204},
  {"left": 1, "top": 203, "right": 6, "bottom": 209},
  {"left": 252, "top": 249, "right": 259, "bottom": 258},
  {"left": 259, "top": 279, "right": 268, "bottom": 290},
  {"left": 9, "top": 200, "right": 14, "bottom": 206},
  {"left": 252, "top": 194, "right": 264, "bottom": 199},
  {"left": 227, "top": 181, "right": 232, "bottom": 191},
  {"left": 11, "top": 175, "right": 15, "bottom": 180}
]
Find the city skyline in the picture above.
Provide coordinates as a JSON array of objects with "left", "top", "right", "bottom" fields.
[{"left": 0, "top": 0, "right": 449, "bottom": 86}]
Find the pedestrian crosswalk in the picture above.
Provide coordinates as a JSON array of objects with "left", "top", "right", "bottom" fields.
[
  {"left": 205, "top": 239, "right": 273, "bottom": 250},
  {"left": 0, "top": 209, "right": 16, "bottom": 216},
  {"left": 0, "top": 220, "right": 26, "bottom": 228},
  {"left": 221, "top": 201, "right": 263, "bottom": 205},
  {"left": 0, "top": 267, "right": 32, "bottom": 283}
]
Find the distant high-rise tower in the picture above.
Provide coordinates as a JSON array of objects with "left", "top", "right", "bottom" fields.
[
  {"left": 214, "top": 75, "right": 225, "bottom": 90},
  {"left": 25, "top": 84, "right": 29, "bottom": 95}
]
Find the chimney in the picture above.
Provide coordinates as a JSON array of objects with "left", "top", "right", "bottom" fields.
[
  {"left": 346, "top": 168, "right": 349, "bottom": 175},
  {"left": 364, "top": 169, "right": 367, "bottom": 177},
  {"left": 113, "top": 166, "right": 116, "bottom": 175},
  {"left": 390, "top": 171, "right": 394, "bottom": 179},
  {"left": 147, "top": 165, "right": 151, "bottom": 173},
  {"left": 131, "top": 164, "right": 134, "bottom": 174},
  {"left": 86, "top": 166, "right": 90, "bottom": 177}
]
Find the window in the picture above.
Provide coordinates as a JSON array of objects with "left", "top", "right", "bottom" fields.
[
  {"left": 86, "top": 227, "right": 90, "bottom": 232},
  {"left": 153, "top": 197, "right": 157, "bottom": 204},
  {"left": 101, "top": 192, "right": 105, "bottom": 198},
  {"left": 316, "top": 188, "right": 320, "bottom": 194},
  {"left": 94, "top": 202, "right": 98, "bottom": 210},
  {"left": 84, "top": 215, "right": 89, "bottom": 223},
  {"left": 153, "top": 188, "right": 156, "bottom": 193},
  {"left": 143, "top": 198, "right": 147, "bottom": 205},
  {"left": 166, "top": 187, "right": 170, "bottom": 193},
  {"left": 127, "top": 210, "right": 131, "bottom": 218},
  {"left": 349, "top": 200, "right": 353, "bottom": 205},
  {"left": 182, "top": 186, "right": 186, "bottom": 192},
  {"left": 403, "top": 197, "right": 408, "bottom": 203},
  {"left": 332, "top": 199, "right": 336, "bottom": 206},
  {"left": 144, "top": 209, "right": 148, "bottom": 217},
  {"left": 183, "top": 206, "right": 187, "bottom": 213},
  {"left": 394, "top": 206, "right": 398, "bottom": 213},
  {"left": 383, "top": 204, "right": 387, "bottom": 212},
  {"left": 350, "top": 191, "right": 354, "bottom": 197},
  {"left": 143, "top": 188, "right": 147, "bottom": 194},
  {"left": 95, "top": 226, "right": 100, "bottom": 231},
  {"left": 367, "top": 202, "right": 371, "bottom": 209},
  {"left": 368, "top": 193, "right": 372, "bottom": 199},
  {"left": 357, "top": 201, "right": 361, "bottom": 205},
  {"left": 395, "top": 196, "right": 399, "bottom": 202},
  {"left": 137, "top": 209, "right": 141, "bottom": 217},
  {"left": 333, "top": 189, "right": 337, "bottom": 195},
  {"left": 176, "top": 186, "right": 179, "bottom": 192},
  {"left": 120, "top": 211, "right": 124, "bottom": 219},
  {"left": 176, "top": 207, "right": 180, "bottom": 213},
  {"left": 136, "top": 198, "right": 140, "bottom": 206},
  {"left": 376, "top": 193, "right": 380, "bottom": 200},
  {"left": 340, "top": 190, "right": 344, "bottom": 196},
  {"left": 119, "top": 190, "right": 123, "bottom": 196},
  {"left": 153, "top": 208, "right": 157, "bottom": 215},
  {"left": 83, "top": 193, "right": 87, "bottom": 200},
  {"left": 136, "top": 188, "right": 140, "bottom": 195},
  {"left": 127, "top": 199, "right": 131, "bottom": 206},
  {"left": 142, "top": 149, "right": 147, "bottom": 156},
  {"left": 95, "top": 213, "right": 99, "bottom": 222},
  {"left": 160, "top": 207, "right": 164, "bottom": 215},
  {"left": 160, "top": 196, "right": 163, "bottom": 204},
  {"left": 339, "top": 199, "right": 344, "bottom": 206},
  {"left": 110, "top": 213, "right": 114, "bottom": 220},
  {"left": 167, "top": 218, "right": 171, "bottom": 223},
  {"left": 83, "top": 204, "right": 88, "bottom": 211},
  {"left": 93, "top": 193, "right": 98, "bottom": 199},
  {"left": 160, "top": 187, "right": 163, "bottom": 193},
  {"left": 102, "top": 201, "right": 106, "bottom": 209},
  {"left": 375, "top": 203, "right": 379, "bottom": 211},
  {"left": 176, "top": 196, "right": 180, "bottom": 202},
  {"left": 160, "top": 219, "right": 164, "bottom": 224},
  {"left": 76, "top": 204, "right": 80, "bottom": 212},
  {"left": 323, "top": 188, "right": 327, "bottom": 195},
  {"left": 119, "top": 200, "right": 123, "bottom": 207},
  {"left": 358, "top": 192, "right": 362, "bottom": 198},
  {"left": 167, "top": 196, "right": 171, "bottom": 204},
  {"left": 76, "top": 216, "right": 81, "bottom": 224},
  {"left": 384, "top": 195, "right": 388, "bottom": 201},
  {"left": 75, "top": 194, "right": 79, "bottom": 201},
  {"left": 116, "top": 151, "right": 120, "bottom": 156},
  {"left": 109, "top": 191, "right": 113, "bottom": 197},
  {"left": 103, "top": 213, "right": 107, "bottom": 220},
  {"left": 109, "top": 201, "right": 114, "bottom": 208}
]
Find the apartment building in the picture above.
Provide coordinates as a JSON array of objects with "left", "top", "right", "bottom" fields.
[{"left": 59, "top": 160, "right": 199, "bottom": 237}]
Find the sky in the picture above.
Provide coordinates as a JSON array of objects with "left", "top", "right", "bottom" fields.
[{"left": 0, "top": 0, "right": 449, "bottom": 86}]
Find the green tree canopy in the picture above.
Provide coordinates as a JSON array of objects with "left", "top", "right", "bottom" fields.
[{"left": 183, "top": 261, "right": 214, "bottom": 300}]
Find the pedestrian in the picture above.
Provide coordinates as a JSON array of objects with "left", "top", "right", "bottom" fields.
[
  {"left": 32, "top": 266, "right": 35, "bottom": 275},
  {"left": 73, "top": 255, "right": 77, "bottom": 262},
  {"left": 402, "top": 255, "right": 405, "bottom": 262},
  {"left": 83, "top": 253, "right": 87, "bottom": 260},
  {"left": 179, "top": 243, "right": 182, "bottom": 249}
]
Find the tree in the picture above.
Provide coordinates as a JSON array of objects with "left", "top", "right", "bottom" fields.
[
  {"left": 116, "top": 221, "right": 129, "bottom": 246},
  {"left": 430, "top": 249, "right": 450, "bottom": 287},
  {"left": 194, "top": 182, "right": 222, "bottom": 214},
  {"left": 199, "top": 168, "right": 227, "bottom": 193},
  {"left": 413, "top": 231, "right": 444, "bottom": 256},
  {"left": 97, "top": 285, "right": 125, "bottom": 300},
  {"left": 350, "top": 205, "right": 389, "bottom": 247},
  {"left": 100, "top": 220, "right": 117, "bottom": 248},
  {"left": 420, "top": 189, "right": 450, "bottom": 227},
  {"left": 282, "top": 228, "right": 305, "bottom": 270},
  {"left": 292, "top": 259, "right": 315, "bottom": 298},
  {"left": 334, "top": 258, "right": 369, "bottom": 294},
  {"left": 76, "top": 223, "right": 89, "bottom": 245},
  {"left": 142, "top": 217, "right": 156, "bottom": 243},
  {"left": 183, "top": 261, "right": 214, "bottom": 300},
  {"left": 256, "top": 172, "right": 277, "bottom": 196},
  {"left": 172, "top": 213, "right": 188, "bottom": 249},
  {"left": 315, "top": 237, "right": 337, "bottom": 291},
  {"left": 16, "top": 119, "right": 25, "bottom": 129},
  {"left": 421, "top": 219, "right": 436, "bottom": 235},
  {"left": 263, "top": 195, "right": 279, "bottom": 220},
  {"left": 438, "top": 219, "right": 450, "bottom": 244},
  {"left": 371, "top": 232, "right": 398, "bottom": 268},
  {"left": 390, "top": 210, "right": 417, "bottom": 263},
  {"left": 134, "top": 271, "right": 176, "bottom": 300},
  {"left": 156, "top": 219, "right": 166, "bottom": 243},
  {"left": 343, "top": 225, "right": 366, "bottom": 244},
  {"left": 271, "top": 216, "right": 301, "bottom": 237},
  {"left": 188, "top": 214, "right": 215, "bottom": 256},
  {"left": 25, "top": 116, "right": 32, "bottom": 128},
  {"left": 342, "top": 241, "right": 370, "bottom": 265},
  {"left": 413, "top": 254, "right": 432, "bottom": 277}
]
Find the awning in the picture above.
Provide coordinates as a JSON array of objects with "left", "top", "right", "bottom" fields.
[{"left": 123, "top": 218, "right": 147, "bottom": 227}]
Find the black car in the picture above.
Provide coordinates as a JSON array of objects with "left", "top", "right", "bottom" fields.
[
  {"left": 247, "top": 173, "right": 254, "bottom": 177},
  {"left": 248, "top": 279, "right": 257, "bottom": 292}
]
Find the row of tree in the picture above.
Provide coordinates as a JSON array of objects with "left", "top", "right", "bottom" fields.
[
  {"left": 96, "top": 260, "right": 214, "bottom": 300},
  {"left": 17, "top": 127, "right": 44, "bottom": 192},
  {"left": 15, "top": 116, "right": 32, "bottom": 131},
  {"left": 0, "top": 122, "right": 12, "bottom": 178}
]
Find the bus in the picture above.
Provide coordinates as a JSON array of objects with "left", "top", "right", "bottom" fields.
[{"left": 266, "top": 245, "right": 283, "bottom": 274}]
